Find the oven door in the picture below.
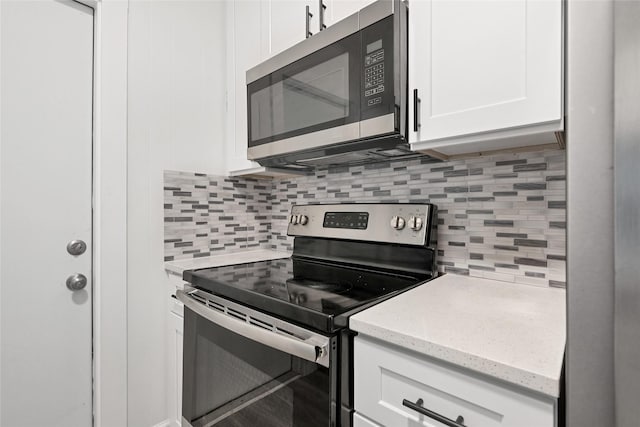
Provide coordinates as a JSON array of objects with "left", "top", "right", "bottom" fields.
[{"left": 177, "top": 289, "right": 337, "bottom": 427}]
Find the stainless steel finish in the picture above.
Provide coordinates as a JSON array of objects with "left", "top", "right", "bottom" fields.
[
  {"left": 66, "top": 239, "right": 87, "bottom": 256},
  {"left": 246, "top": 0, "right": 395, "bottom": 84},
  {"left": 359, "top": 113, "right": 396, "bottom": 139},
  {"left": 248, "top": 121, "right": 360, "bottom": 160},
  {"left": 66, "top": 273, "right": 87, "bottom": 291},
  {"left": 247, "top": 114, "right": 395, "bottom": 161},
  {"left": 299, "top": 214, "right": 309, "bottom": 225},
  {"left": 409, "top": 216, "right": 423, "bottom": 231},
  {"left": 566, "top": 1, "right": 615, "bottom": 426},
  {"left": 177, "top": 288, "right": 331, "bottom": 368},
  {"left": 394, "top": 0, "right": 407, "bottom": 139},
  {"left": 390, "top": 215, "right": 405, "bottom": 230},
  {"left": 614, "top": 2, "right": 640, "bottom": 425},
  {"left": 288, "top": 203, "right": 433, "bottom": 246},
  {"left": 359, "top": 0, "right": 398, "bottom": 29},
  {"left": 305, "top": 5, "right": 313, "bottom": 39},
  {"left": 291, "top": 214, "right": 299, "bottom": 225},
  {"left": 319, "top": 0, "right": 326, "bottom": 31}
]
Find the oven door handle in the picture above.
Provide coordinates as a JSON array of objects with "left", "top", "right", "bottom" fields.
[{"left": 177, "top": 290, "right": 330, "bottom": 367}]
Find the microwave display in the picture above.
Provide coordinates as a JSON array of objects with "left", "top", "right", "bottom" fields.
[{"left": 366, "top": 39, "right": 383, "bottom": 54}]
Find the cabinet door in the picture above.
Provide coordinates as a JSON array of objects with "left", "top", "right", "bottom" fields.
[
  {"left": 263, "top": 0, "right": 314, "bottom": 56},
  {"left": 226, "top": 0, "right": 263, "bottom": 173},
  {"left": 409, "top": 0, "right": 563, "bottom": 147},
  {"left": 325, "top": 0, "right": 376, "bottom": 27}
]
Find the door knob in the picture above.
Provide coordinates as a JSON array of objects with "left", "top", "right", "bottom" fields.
[
  {"left": 66, "top": 274, "right": 87, "bottom": 291},
  {"left": 67, "top": 240, "right": 87, "bottom": 256}
]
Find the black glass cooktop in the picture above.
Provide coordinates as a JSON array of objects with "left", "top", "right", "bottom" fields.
[{"left": 183, "top": 257, "right": 428, "bottom": 333}]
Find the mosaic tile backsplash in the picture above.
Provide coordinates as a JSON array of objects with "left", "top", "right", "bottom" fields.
[{"left": 164, "top": 148, "right": 566, "bottom": 288}]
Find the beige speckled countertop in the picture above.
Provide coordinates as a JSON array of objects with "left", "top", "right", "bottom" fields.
[
  {"left": 164, "top": 249, "right": 291, "bottom": 276},
  {"left": 350, "top": 274, "right": 566, "bottom": 397}
]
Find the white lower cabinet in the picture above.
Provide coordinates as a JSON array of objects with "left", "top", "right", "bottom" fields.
[
  {"left": 167, "top": 298, "right": 184, "bottom": 427},
  {"left": 354, "top": 336, "right": 557, "bottom": 427}
]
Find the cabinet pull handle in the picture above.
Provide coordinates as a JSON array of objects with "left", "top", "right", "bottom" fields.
[
  {"left": 413, "top": 88, "right": 421, "bottom": 132},
  {"left": 402, "top": 398, "right": 467, "bottom": 427},
  {"left": 306, "top": 5, "right": 313, "bottom": 38},
  {"left": 319, "top": 0, "right": 327, "bottom": 30}
]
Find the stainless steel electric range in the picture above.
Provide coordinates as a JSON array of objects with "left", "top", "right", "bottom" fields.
[{"left": 177, "top": 203, "right": 438, "bottom": 427}]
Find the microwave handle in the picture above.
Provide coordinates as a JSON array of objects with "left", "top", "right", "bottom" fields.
[{"left": 177, "top": 289, "right": 329, "bottom": 367}]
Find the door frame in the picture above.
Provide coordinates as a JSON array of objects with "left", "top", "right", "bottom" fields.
[{"left": 75, "top": 1, "right": 129, "bottom": 426}]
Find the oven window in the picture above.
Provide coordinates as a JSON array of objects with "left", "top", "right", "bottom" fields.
[
  {"left": 182, "top": 307, "right": 333, "bottom": 427},
  {"left": 247, "top": 32, "right": 361, "bottom": 148}
]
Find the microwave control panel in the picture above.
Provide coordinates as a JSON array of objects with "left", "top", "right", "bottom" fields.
[
  {"left": 360, "top": 14, "right": 394, "bottom": 119},
  {"left": 364, "top": 40, "right": 385, "bottom": 106}
]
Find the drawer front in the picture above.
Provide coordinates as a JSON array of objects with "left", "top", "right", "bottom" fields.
[
  {"left": 354, "top": 336, "right": 556, "bottom": 427},
  {"left": 353, "top": 412, "right": 382, "bottom": 427}
]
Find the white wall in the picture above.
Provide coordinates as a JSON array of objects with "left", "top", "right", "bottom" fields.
[{"left": 127, "top": 1, "right": 227, "bottom": 425}]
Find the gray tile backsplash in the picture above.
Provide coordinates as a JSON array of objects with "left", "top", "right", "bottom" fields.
[{"left": 164, "top": 148, "right": 566, "bottom": 287}]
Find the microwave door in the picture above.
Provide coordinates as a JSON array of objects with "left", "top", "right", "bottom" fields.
[{"left": 247, "top": 32, "right": 362, "bottom": 159}]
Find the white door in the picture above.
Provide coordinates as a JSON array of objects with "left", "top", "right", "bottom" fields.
[{"left": 1, "top": 1, "right": 94, "bottom": 426}]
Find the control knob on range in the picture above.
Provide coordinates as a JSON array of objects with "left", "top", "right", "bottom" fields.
[
  {"left": 409, "top": 216, "right": 423, "bottom": 231},
  {"left": 289, "top": 214, "right": 299, "bottom": 225},
  {"left": 298, "top": 215, "right": 309, "bottom": 225},
  {"left": 390, "top": 216, "right": 406, "bottom": 230}
]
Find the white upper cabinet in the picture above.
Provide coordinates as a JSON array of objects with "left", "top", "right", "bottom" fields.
[
  {"left": 324, "top": 0, "right": 376, "bottom": 27},
  {"left": 408, "top": 0, "right": 564, "bottom": 156},
  {"left": 262, "top": 0, "right": 314, "bottom": 56},
  {"left": 225, "top": 0, "right": 262, "bottom": 173}
]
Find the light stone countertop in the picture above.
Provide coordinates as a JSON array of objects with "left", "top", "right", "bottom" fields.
[
  {"left": 350, "top": 274, "right": 566, "bottom": 397},
  {"left": 164, "top": 249, "right": 291, "bottom": 276}
]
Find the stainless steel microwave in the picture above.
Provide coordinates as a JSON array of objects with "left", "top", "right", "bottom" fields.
[{"left": 246, "top": 0, "right": 414, "bottom": 169}]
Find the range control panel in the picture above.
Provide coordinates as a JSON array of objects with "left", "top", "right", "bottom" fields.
[
  {"left": 287, "top": 203, "right": 437, "bottom": 247},
  {"left": 323, "top": 212, "right": 369, "bottom": 230}
]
